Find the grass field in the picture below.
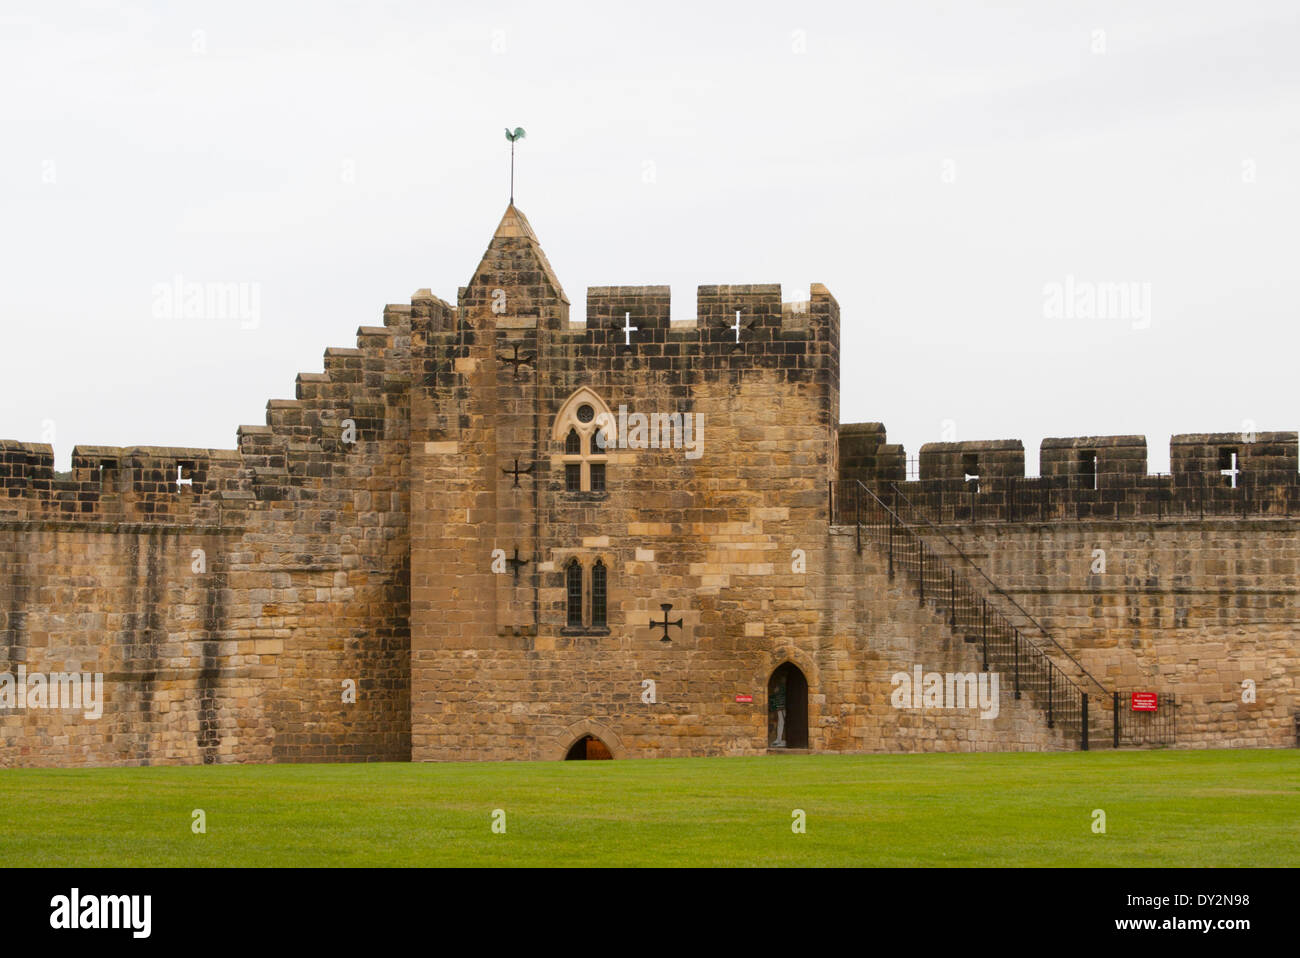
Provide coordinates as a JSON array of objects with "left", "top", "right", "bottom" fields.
[{"left": 1, "top": 749, "right": 1295, "bottom": 866}]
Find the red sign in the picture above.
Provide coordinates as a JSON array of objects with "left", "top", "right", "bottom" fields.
[
  {"left": 735, "top": 694, "right": 753, "bottom": 703},
  {"left": 1131, "top": 692, "right": 1158, "bottom": 712}
]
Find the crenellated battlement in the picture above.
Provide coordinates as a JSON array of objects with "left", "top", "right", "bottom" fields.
[
  {"left": 583, "top": 285, "right": 672, "bottom": 334},
  {"left": 842, "top": 429, "right": 1299, "bottom": 483},
  {"left": 0, "top": 440, "right": 242, "bottom": 525},
  {"left": 577, "top": 283, "right": 834, "bottom": 344},
  {"left": 429, "top": 279, "right": 835, "bottom": 339},
  {"left": 838, "top": 425, "right": 1300, "bottom": 522},
  {"left": 0, "top": 300, "right": 419, "bottom": 528},
  {"left": 4, "top": 200, "right": 1297, "bottom": 769},
  {"left": 561, "top": 284, "right": 837, "bottom": 384},
  {"left": 1040, "top": 435, "right": 1148, "bottom": 477},
  {"left": 920, "top": 440, "right": 1025, "bottom": 480},
  {"left": 838, "top": 423, "right": 905, "bottom": 483},
  {"left": 402, "top": 281, "right": 838, "bottom": 394},
  {"left": 0, "top": 255, "right": 418, "bottom": 767},
  {"left": 1170, "top": 432, "right": 1298, "bottom": 475}
]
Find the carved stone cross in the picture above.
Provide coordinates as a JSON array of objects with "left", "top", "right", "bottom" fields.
[
  {"left": 497, "top": 342, "right": 535, "bottom": 379},
  {"left": 502, "top": 458, "right": 534, "bottom": 487},
  {"left": 505, "top": 547, "right": 530, "bottom": 579},
  {"left": 649, "top": 602, "right": 683, "bottom": 643}
]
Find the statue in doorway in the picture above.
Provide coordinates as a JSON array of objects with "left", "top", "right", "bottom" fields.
[{"left": 770, "top": 676, "right": 787, "bottom": 747}]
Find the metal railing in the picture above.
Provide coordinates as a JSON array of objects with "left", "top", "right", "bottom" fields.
[
  {"left": 887, "top": 481, "right": 1111, "bottom": 699},
  {"left": 873, "top": 470, "right": 1299, "bottom": 525},
  {"left": 1112, "top": 692, "right": 1177, "bottom": 747},
  {"left": 831, "top": 478, "right": 1097, "bottom": 747}
]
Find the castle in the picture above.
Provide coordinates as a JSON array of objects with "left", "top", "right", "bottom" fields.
[{"left": 2, "top": 205, "right": 1296, "bottom": 766}]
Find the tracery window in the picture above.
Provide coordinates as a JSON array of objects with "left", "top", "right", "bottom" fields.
[
  {"left": 591, "top": 560, "right": 607, "bottom": 628},
  {"left": 552, "top": 388, "right": 612, "bottom": 494},
  {"left": 566, "top": 559, "right": 583, "bottom": 627},
  {"left": 561, "top": 556, "right": 611, "bottom": 632}
]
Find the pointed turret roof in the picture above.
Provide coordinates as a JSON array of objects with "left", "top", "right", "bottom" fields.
[{"left": 467, "top": 204, "right": 569, "bottom": 305}]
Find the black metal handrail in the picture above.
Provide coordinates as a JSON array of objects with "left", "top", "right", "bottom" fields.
[
  {"left": 1111, "top": 691, "right": 1177, "bottom": 747},
  {"left": 830, "top": 478, "right": 1105, "bottom": 748},
  {"left": 887, "top": 481, "right": 1110, "bottom": 699},
  {"left": 873, "top": 470, "right": 1297, "bottom": 524}
]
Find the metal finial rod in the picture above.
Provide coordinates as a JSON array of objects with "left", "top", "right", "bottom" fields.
[{"left": 504, "top": 127, "right": 526, "bottom": 205}]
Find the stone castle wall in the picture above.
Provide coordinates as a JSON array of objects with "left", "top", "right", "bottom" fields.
[
  {"left": 0, "top": 311, "right": 414, "bottom": 767},
  {"left": 836, "top": 421, "right": 1299, "bottom": 751},
  {"left": 406, "top": 207, "right": 1060, "bottom": 760},
  {"left": 407, "top": 206, "right": 849, "bottom": 759},
  {"left": 0, "top": 205, "right": 1293, "bottom": 766},
  {"left": 840, "top": 425, "right": 1300, "bottom": 522},
  {"left": 929, "top": 521, "right": 1299, "bottom": 749}
]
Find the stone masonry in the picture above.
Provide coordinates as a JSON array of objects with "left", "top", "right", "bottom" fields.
[{"left": 0, "top": 205, "right": 1293, "bottom": 766}]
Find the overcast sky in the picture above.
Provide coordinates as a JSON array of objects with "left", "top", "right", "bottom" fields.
[{"left": 2, "top": 0, "right": 1297, "bottom": 474}]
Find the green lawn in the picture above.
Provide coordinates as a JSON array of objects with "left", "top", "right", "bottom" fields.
[{"left": 1, "top": 749, "right": 1295, "bottom": 866}]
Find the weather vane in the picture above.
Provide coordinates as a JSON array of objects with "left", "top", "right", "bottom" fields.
[{"left": 504, "top": 126, "right": 526, "bottom": 204}]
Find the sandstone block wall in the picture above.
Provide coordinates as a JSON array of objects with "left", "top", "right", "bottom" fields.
[
  {"left": 1040, "top": 435, "right": 1148, "bottom": 479},
  {"left": 933, "top": 521, "right": 1299, "bottom": 748},
  {"left": 0, "top": 524, "right": 274, "bottom": 766},
  {"left": 2, "top": 204, "right": 1293, "bottom": 767},
  {"left": 409, "top": 206, "right": 851, "bottom": 760},
  {"left": 919, "top": 440, "right": 1025, "bottom": 481},
  {"left": 858, "top": 432, "right": 1300, "bottom": 524},
  {"left": 1, "top": 309, "right": 415, "bottom": 767},
  {"left": 817, "top": 530, "right": 1068, "bottom": 752},
  {"left": 838, "top": 422, "right": 905, "bottom": 484},
  {"left": 407, "top": 206, "right": 1060, "bottom": 761}
]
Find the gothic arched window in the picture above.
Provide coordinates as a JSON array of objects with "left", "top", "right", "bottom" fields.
[
  {"left": 552, "top": 388, "right": 612, "bottom": 494},
  {"left": 560, "top": 556, "right": 612, "bottom": 632},
  {"left": 566, "top": 559, "right": 583, "bottom": 628},
  {"left": 591, "top": 560, "right": 607, "bottom": 628}
]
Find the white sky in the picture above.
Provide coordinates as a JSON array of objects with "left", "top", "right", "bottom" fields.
[{"left": 2, "top": 0, "right": 1297, "bottom": 474}]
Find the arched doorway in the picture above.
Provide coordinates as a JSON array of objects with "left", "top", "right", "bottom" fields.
[
  {"left": 768, "top": 663, "right": 809, "bottom": 749},
  {"left": 565, "top": 734, "right": 613, "bottom": 760}
]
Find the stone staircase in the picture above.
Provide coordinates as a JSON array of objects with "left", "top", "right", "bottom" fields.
[{"left": 832, "top": 479, "right": 1111, "bottom": 748}]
